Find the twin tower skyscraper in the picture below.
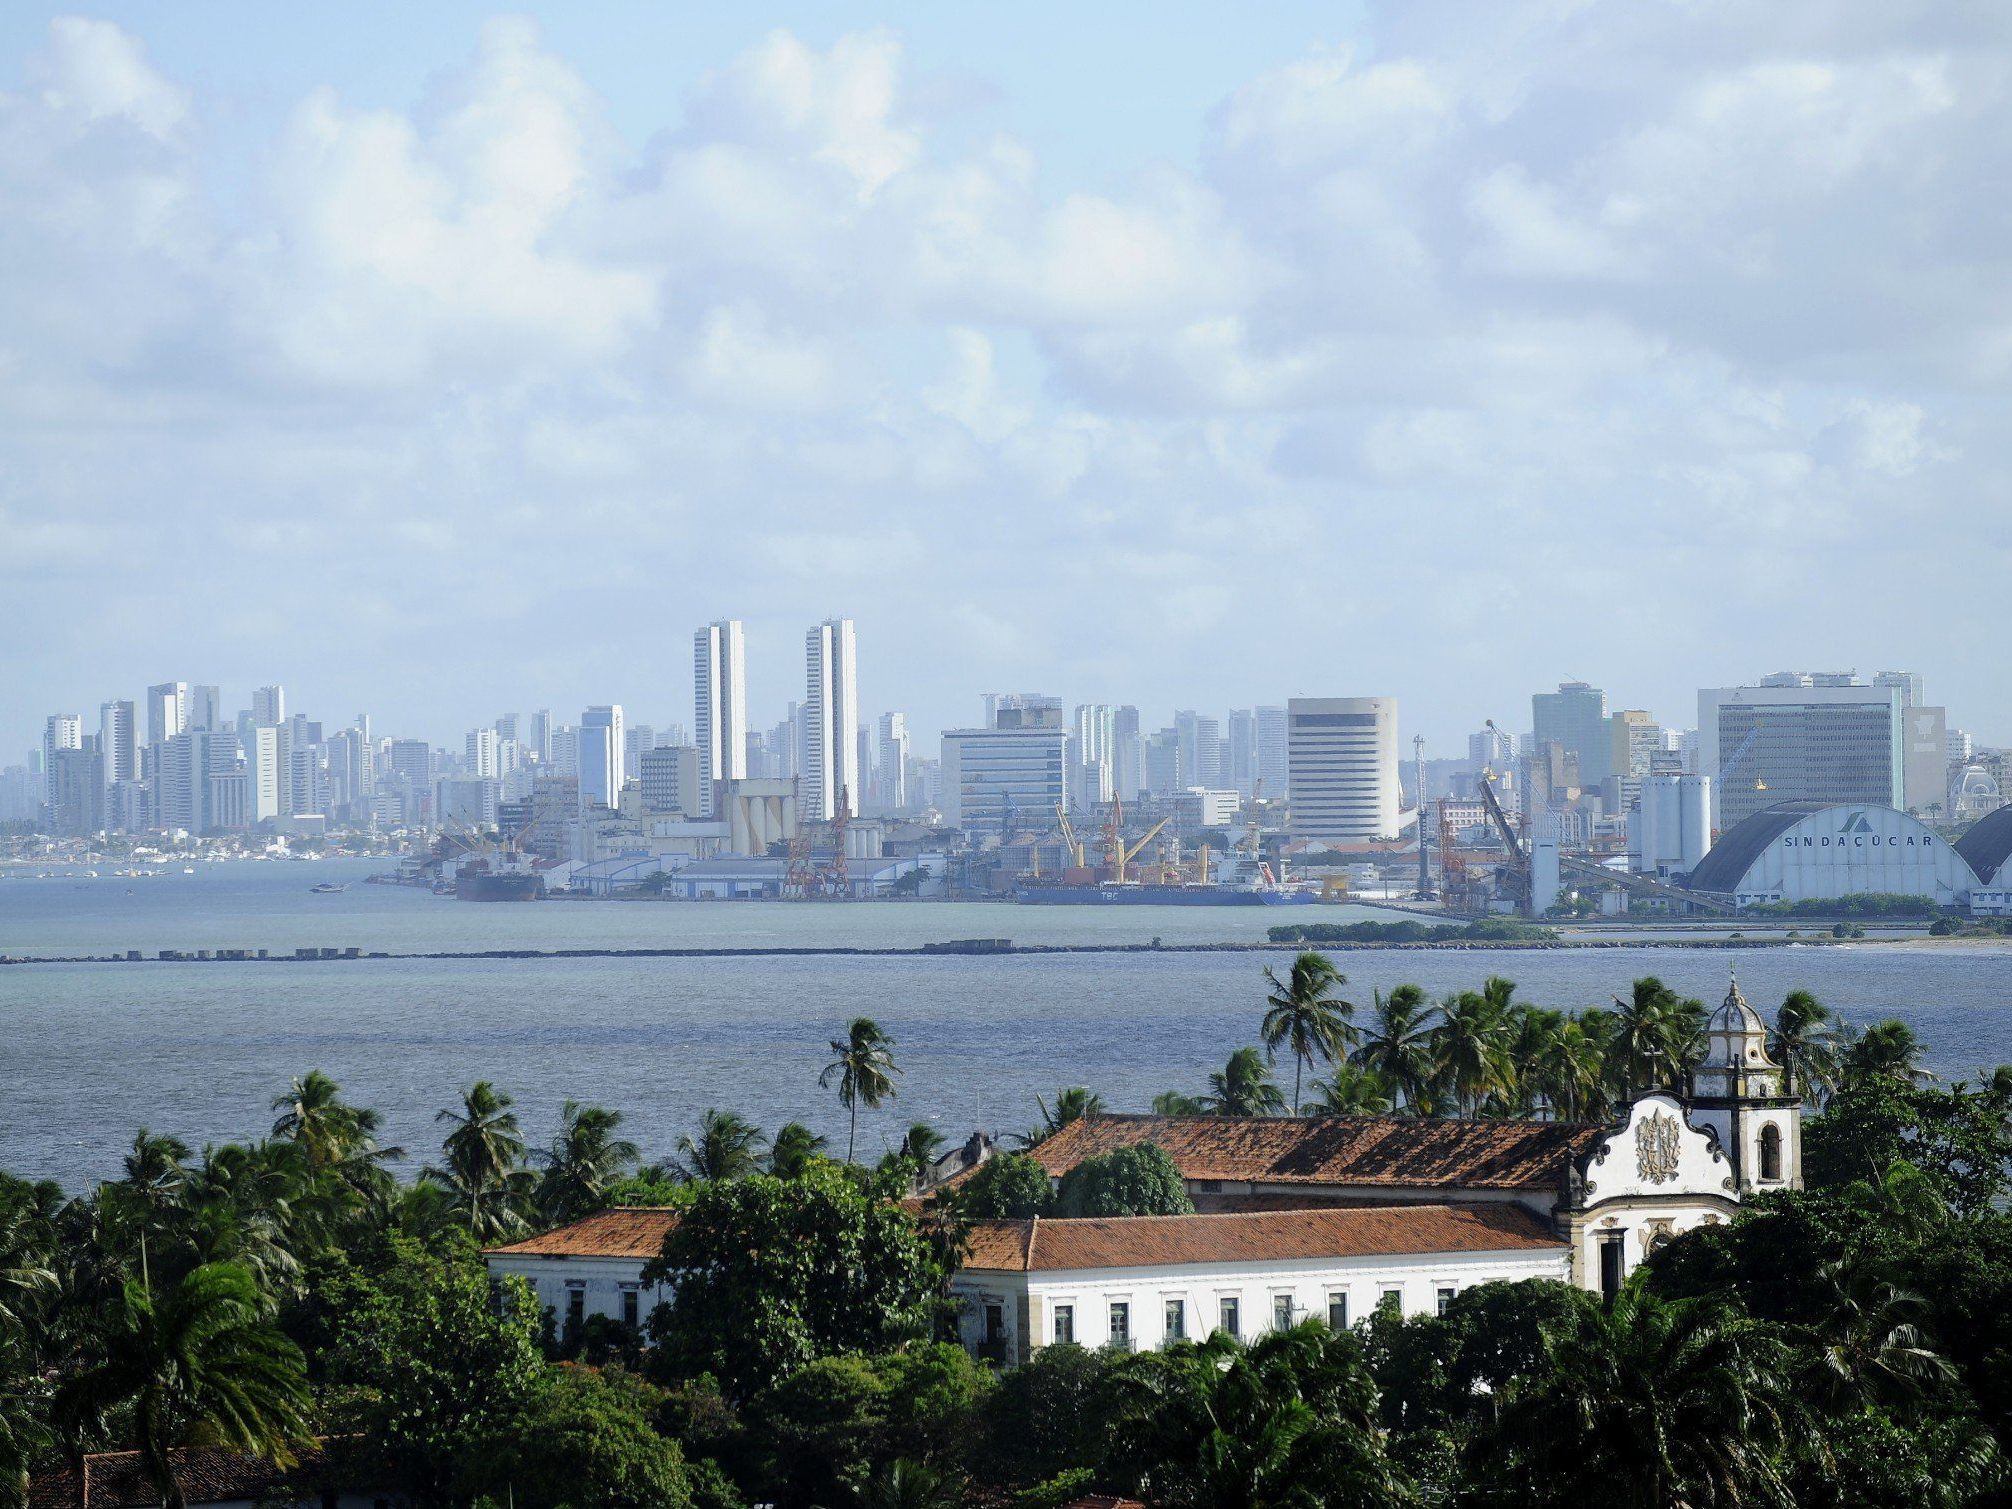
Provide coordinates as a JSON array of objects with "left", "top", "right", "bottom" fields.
[{"left": 694, "top": 618, "right": 858, "bottom": 823}]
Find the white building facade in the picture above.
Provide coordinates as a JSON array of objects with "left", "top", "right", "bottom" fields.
[
  {"left": 1286, "top": 697, "right": 1400, "bottom": 842},
  {"left": 804, "top": 618, "right": 859, "bottom": 820}
]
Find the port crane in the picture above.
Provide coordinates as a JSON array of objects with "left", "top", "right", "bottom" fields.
[{"left": 1099, "top": 795, "right": 1169, "bottom": 884}]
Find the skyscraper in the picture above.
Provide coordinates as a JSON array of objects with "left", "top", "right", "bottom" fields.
[
  {"left": 876, "top": 711, "right": 910, "bottom": 810},
  {"left": 189, "top": 685, "right": 222, "bottom": 732},
  {"left": 42, "top": 714, "right": 82, "bottom": 787},
  {"left": 99, "top": 700, "right": 137, "bottom": 788},
  {"left": 1532, "top": 682, "right": 1609, "bottom": 791},
  {"left": 1071, "top": 704, "right": 1117, "bottom": 807},
  {"left": 466, "top": 727, "right": 501, "bottom": 780},
  {"left": 252, "top": 686, "right": 286, "bottom": 728},
  {"left": 578, "top": 705, "right": 624, "bottom": 812},
  {"left": 1287, "top": 697, "right": 1400, "bottom": 841},
  {"left": 1175, "top": 711, "right": 1222, "bottom": 789},
  {"left": 694, "top": 620, "right": 747, "bottom": 818},
  {"left": 528, "top": 709, "right": 552, "bottom": 764},
  {"left": 804, "top": 618, "right": 858, "bottom": 820},
  {"left": 1226, "top": 709, "right": 1257, "bottom": 796},
  {"left": 1698, "top": 681, "right": 1903, "bottom": 828},
  {"left": 146, "top": 683, "right": 189, "bottom": 748},
  {"left": 1254, "top": 706, "right": 1289, "bottom": 798}
]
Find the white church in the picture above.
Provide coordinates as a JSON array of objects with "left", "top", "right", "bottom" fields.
[{"left": 488, "top": 978, "right": 1801, "bottom": 1365}]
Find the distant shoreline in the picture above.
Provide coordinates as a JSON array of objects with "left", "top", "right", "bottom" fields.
[{"left": 1, "top": 934, "right": 1952, "bottom": 966}]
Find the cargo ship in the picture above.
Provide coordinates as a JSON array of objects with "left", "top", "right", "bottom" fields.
[{"left": 454, "top": 855, "right": 543, "bottom": 902}]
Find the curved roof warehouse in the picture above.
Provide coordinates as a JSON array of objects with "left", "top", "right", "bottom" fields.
[{"left": 1687, "top": 800, "right": 1981, "bottom": 906}]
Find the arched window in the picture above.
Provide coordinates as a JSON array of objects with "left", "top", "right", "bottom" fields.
[{"left": 1758, "top": 1123, "right": 1782, "bottom": 1182}]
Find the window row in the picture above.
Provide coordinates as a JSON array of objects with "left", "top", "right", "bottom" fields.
[{"left": 1039, "top": 1284, "right": 1464, "bottom": 1348}]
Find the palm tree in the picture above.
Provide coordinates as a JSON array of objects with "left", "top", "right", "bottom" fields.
[
  {"left": 120, "top": 1130, "right": 191, "bottom": 1224},
  {"left": 1260, "top": 952, "right": 1354, "bottom": 1114},
  {"left": 1019, "top": 1087, "right": 1106, "bottom": 1147},
  {"left": 1503, "top": 1002, "right": 1564, "bottom": 1116},
  {"left": 1608, "top": 977, "right": 1697, "bottom": 1095},
  {"left": 1538, "top": 1016, "right": 1609, "bottom": 1123},
  {"left": 892, "top": 1121, "right": 947, "bottom": 1173},
  {"left": 674, "top": 1109, "right": 768, "bottom": 1183},
  {"left": 766, "top": 1122, "right": 828, "bottom": 1179},
  {"left": 1770, "top": 991, "right": 1840, "bottom": 1105},
  {"left": 1152, "top": 1090, "right": 1205, "bottom": 1115},
  {"left": 52, "top": 1262, "right": 313, "bottom": 1509},
  {"left": 1305, "top": 1063, "right": 1393, "bottom": 1116},
  {"left": 1479, "top": 1284, "right": 1803, "bottom": 1507},
  {"left": 533, "top": 1101, "right": 639, "bottom": 1223},
  {"left": 854, "top": 1457, "right": 966, "bottom": 1509},
  {"left": 1351, "top": 984, "right": 1437, "bottom": 1114},
  {"left": 820, "top": 1017, "right": 900, "bottom": 1162},
  {"left": 1434, "top": 989, "right": 1512, "bottom": 1117},
  {"left": 429, "top": 1082, "right": 529, "bottom": 1240},
  {"left": 1842, "top": 1019, "right": 1932, "bottom": 1086},
  {"left": 1201, "top": 1047, "right": 1287, "bottom": 1116},
  {"left": 1807, "top": 1260, "right": 1954, "bottom": 1409}
]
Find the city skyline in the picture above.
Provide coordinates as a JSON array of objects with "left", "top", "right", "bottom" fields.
[{"left": 4, "top": 4, "right": 2009, "bottom": 759}]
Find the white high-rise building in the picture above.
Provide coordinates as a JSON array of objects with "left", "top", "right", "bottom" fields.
[
  {"left": 99, "top": 701, "right": 137, "bottom": 789},
  {"left": 1286, "top": 697, "right": 1400, "bottom": 842},
  {"left": 694, "top": 620, "right": 747, "bottom": 819},
  {"left": 253, "top": 686, "right": 286, "bottom": 728},
  {"left": 250, "top": 727, "right": 282, "bottom": 822},
  {"left": 466, "top": 727, "right": 501, "bottom": 780},
  {"left": 43, "top": 714, "right": 82, "bottom": 786},
  {"left": 876, "top": 712, "right": 910, "bottom": 810},
  {"left": 803, "top": 618, "right": 858, "bottom": 820},
  {"left": 146, "top": 683, "right": 189, "bottom": 748},
  {"left": 1071, "top": 704, "right": 1117, "bottom": 807},
  {"left": 578, "top": 706, "right": 624, "bottom": 812}
]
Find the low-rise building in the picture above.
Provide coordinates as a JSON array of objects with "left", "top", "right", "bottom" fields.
[
  {"left": 952, "top": 1204, "right": 1569, "bottom": 1364},
  {"left": 483, "top": 1206, "right": 680, "bottom": 1333}
]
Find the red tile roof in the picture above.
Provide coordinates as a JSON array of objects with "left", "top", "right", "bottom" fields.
[
  {"left": 960, "top": 1203, "right": 1563, "bottom": 1273},
  {"left": 1061, "top": 1498, "right": 1146, "bottom": 1509},
  {"left": 28, "top": 1443, "right": 340, "bottom": 1509},
  {"left": 484, "top": 1206, "right": 680, "bottom": 1259},
  {"left": 1023, "top": 1114, "right": 1599, "bottom": 1192}
]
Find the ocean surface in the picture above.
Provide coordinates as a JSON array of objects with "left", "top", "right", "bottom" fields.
[{"left": 3, "top": 859, "right": 2009, "bottom": 1192}]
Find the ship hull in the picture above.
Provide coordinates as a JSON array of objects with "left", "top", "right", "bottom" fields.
[{"left": 455, "top": 872, "right": 542, "bottom": 902}]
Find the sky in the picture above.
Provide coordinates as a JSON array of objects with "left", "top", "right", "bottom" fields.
[{"left": 2, "top": 0, "right": 2006, "bottom": 758}]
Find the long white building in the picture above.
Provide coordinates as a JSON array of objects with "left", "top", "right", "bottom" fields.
[
  {"left": 694, "top": 620, "right": 747, "bottom": 819},
  {"left": 803, "top": 619, "right": 858, "bottom": 820},
  {"left": 1286, "top": 696, "right": 1399, "bottom": 842}
]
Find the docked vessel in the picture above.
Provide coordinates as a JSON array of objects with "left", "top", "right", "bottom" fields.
[{"left": 453, "top": 855, "right": 543, "bottom": 902}]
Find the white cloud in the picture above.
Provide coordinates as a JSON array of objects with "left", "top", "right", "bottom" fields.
[
  {"left": 37, "top": 17, "right": 185, "bottom": 137},
  {"left": 3, "top": 4, "right": 2010, "bottom": 749}
]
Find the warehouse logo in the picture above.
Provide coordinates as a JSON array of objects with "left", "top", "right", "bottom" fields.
[{"left": 1781, "top": 817, "right": 1932, "bottom": 852}]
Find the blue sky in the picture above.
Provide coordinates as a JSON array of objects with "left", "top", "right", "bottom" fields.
[{"left": 1, "top": 2, "right": 2005, "bottom": 757}]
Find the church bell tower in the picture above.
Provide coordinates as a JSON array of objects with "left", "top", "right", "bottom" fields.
[{"left": 1684, "top": 975, "right": 1802, "bottom": 1192}]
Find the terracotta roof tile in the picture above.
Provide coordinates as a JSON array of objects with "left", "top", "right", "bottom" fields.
[
  {"left": 961, "top": 1203, "right": 1564, "bottom": 1273},
  {"left": 484, "top": 1206, "right": 679, "bottom": 1259},
  {"left": 1061, "top": 1498, "right": 1146, "bottom": 1509},
  {"left": 1026, "top": 1114, "right": 1599, "bottom": 1191}
]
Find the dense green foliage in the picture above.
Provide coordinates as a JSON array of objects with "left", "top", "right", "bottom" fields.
[
  {"left": 1053, "top": 1145, "right": 1194, "bottom": 1219},
  {"left": 640, "top": 1163, "right": 951, "bottom": 1401},
  {"left": 6, "top": 978, "right": 2012, "bottom": 1508}
]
